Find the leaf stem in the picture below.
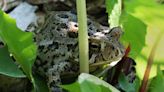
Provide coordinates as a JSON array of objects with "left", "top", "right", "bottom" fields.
[
  {"left": 76, "top": 0, "right": 89, "bottom": 73},
  {"left": 139, "top": 31, "right": 163, "bottom": 92}
]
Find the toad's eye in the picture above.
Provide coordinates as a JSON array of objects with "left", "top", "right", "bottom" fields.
[
  {"left": 109, "top": 27, "right": 122, "bottom": 39},
  {"left": 90, "top": 43, "right": 100, "bottom": 48}
]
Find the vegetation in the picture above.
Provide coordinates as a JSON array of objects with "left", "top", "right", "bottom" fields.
[
  {"left": 76, "top": 0, "right": 89, "bottom": 73},
  {"left": 0, "top": 0, "right": 164, "bottom": 92}
]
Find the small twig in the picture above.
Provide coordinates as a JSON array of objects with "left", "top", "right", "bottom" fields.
[{"left": 139, "top": 31, "right": 163, "bottom": 92}]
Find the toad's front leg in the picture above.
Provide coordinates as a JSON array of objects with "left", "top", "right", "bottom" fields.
[{"left": 46, "top": 61, "right": 72, "bottom": 92}]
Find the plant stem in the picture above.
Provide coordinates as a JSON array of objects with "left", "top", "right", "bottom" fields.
[
  {"left": 76, "top": 0, "right": 89, "bottom": 73},
  {"left": 139, "top": 31, "right": 163, "bottom": 92}
]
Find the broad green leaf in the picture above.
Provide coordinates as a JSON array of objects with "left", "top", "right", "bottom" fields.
[
  {"left": 0, "top": 9, "right": 37, "bottom": 90},
  {"left": 0, "top": 46, "right": 25, "bottom": 77},
  {"left": 118, "top": 73, "right": 140, "bottom": 92},
  {"left": 100, "top": 85, "right": 112, "bottom": 92},
  {"left": 62, "top": 73, "right": 119, "bottom": 92},
  {"left": 0, "top": 9, "right": 37, "bottom": 79},
  {"left": 78, "top": 73, "right": 119, "bottom": 92},
  {"left": 80, "top": 80, "right": 101, "bottom": 92},
  {"left": 124, "top": 0, "right": 164, "bottom": 79},
  {"left": 105, "top": 0, "right": 118, "bottom": 15},
  {"left": 120, "top": 12, "right": 147, "bottom": 58},
  {"left": 105, "top": 0, "right": 147, "bottom": 58},
  {"left": 148, "top": 66, "right": 164, "bottom": 92},
  {"left": 105, "top": 0, "right": 122, "bottom": 28},
  {"left": 61, "top": 82, "right": 81, "bottom": 92}
]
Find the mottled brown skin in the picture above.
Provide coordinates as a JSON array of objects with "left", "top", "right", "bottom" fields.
[{"left": 33, "top": 11, "right": 124, "bottom": 92}]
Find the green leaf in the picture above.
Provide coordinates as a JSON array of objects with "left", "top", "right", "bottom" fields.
[
  {"left": 105, "top": 0, "right": 147, "bottom": 58},
  {"left": 78, "top": 73, "right": 119, "bottom": 92},
  {"left": 62, "top": 73, "right": 119, "bottom": 92},
  {"left": 0, "top": 9, "right": 37, "bottom": 90},
  {"left": 124, "top": 0, "right": 164, "bottom": 79},
  {"left": 118, "top": 73, "right": 140, "bottom": 92},
  {"left": 105, "top": 0, "right": 118, "bottom": 15},
  {"left": 0, "top": 9, "right": 37, "bottom": 79},
  {"left": 61, "top": 82, "right": 81, "bottom": 92},
  {"left": 120, "top": 12, "right": 147, "bottom": 58},
  {"left": 100, "top": 85, "right": 112, "bottom": 92},
  {"left": 80, "top": 80, "right": 101, "bottom": 92},
  {"left": 0, "top": 46, "right": 25, "bottom": 77},
  {"left": 105, "top": 0, "right": 122, "bottom": 28},
  {"left": 148, "top": 66, "right": 164, "bottom": 92}
]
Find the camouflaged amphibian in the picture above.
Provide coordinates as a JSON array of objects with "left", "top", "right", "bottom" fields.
[{"left": 33, "top": 11, "right": 124, "bottom": 92}]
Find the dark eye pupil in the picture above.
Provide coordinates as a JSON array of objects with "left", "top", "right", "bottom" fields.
[{"left": 90, "top": 44, "right": 99, "bottom": 48}]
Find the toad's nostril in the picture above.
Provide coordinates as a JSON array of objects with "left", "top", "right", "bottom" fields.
[
  {"left": 69, "top": 22, "right": 78, "bottom": 32},
  {"left": 74, "top": 24, "right": 78, "bottom": 27}
]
